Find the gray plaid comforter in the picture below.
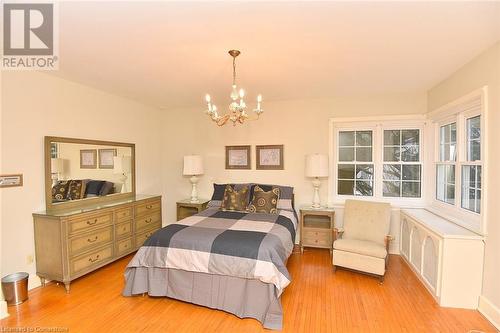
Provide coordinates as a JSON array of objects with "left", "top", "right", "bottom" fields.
[{"left": 125, "top": 207, "right": 297, "bottom": 295}]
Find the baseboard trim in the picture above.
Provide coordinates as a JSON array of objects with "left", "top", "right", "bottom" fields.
[
  {"left": 0, "top": 300, "right": 9, "bottom": 319},
  {"left": 478, "top": 295, "right": 500, "bottom": 330}
]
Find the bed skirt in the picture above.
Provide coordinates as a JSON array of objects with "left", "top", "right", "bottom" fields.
[{"left": 122, "top": 267, "right": 283, "bottom": 330}]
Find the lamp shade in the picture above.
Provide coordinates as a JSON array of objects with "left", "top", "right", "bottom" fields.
[
  {"left": 51, "top": 158, "right": 64, "bottom": 173},
  {"left": 305, "top": 154, "right": 328, "bottom": 178},
  {"left": 183, "top": 155, "right": 204, "bottom": 176},
  {"left": 113, "top": 156, "right": 132, "bottom": 174}
]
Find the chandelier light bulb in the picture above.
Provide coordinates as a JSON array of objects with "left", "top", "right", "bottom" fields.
[
  {"left": 257, "top": 94, "right": 262, "bottom": 102},
  {"left": 239, "top": 89, "right": 245, "bottom": 98},
  {"left": 205, "top": 94, "right": 211, "bottom": 103}
]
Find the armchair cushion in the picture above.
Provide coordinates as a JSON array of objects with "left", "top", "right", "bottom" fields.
[
  {"left": 333, "top": 239, "right": 387, "bottom": 259},
  {"left": 342, "top": 199, "right": 391, "bottom": 246}
]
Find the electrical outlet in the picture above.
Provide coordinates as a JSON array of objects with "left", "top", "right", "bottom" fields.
[{"left": 26, "top": 254, "right": 34, "bottom": 265}]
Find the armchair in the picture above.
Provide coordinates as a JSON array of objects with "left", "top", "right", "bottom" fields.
[{"left": 332, "top": 199, "right": 392, "bottom": 282}]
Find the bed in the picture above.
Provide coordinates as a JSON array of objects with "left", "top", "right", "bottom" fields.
[{"left": 123, "top": 184, "right": 297, "bottom": 330}]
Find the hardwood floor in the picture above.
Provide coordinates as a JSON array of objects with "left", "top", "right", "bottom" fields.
[{"left": 1, "top": 249, "right": 496, "bottom": 333}]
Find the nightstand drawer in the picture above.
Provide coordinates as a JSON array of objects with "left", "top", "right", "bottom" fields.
[{"left": 302, "top": 229, "right": 332, "bottom": 246}]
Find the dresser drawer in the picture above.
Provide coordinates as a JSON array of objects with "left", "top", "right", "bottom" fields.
[
  {"left": 115, "top": 221, "right": 132, "bottom": 239},
  {"left": 69, "top": 226, "right": 113, "bottom": 256},
  {"left": 115, "top": 207, "right": 133, "bottom": 223},
  {"left": 135, "top": 228, "right": 159, "bottom": 248},
  {"left": 68, "top": 212, "right": 112, "bottom": 234},
  {"left": 135, "top": 212, "right": 161, "bottom": 231},
  {"left": 116, "top": 237, "right": 133, "bottom": 256},
  {"left": 302, "top": 229, "right": 332, "bottom": 247},
  {"left": 135, "top": 199, "right": 161, "bottom": 217},
  {"left": 70, "top": 245, "right": 113, "bottom": 275}
]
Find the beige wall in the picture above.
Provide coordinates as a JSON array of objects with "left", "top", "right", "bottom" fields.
[
  {"left": 427, "top": 42, "right": 500, "bottom": 321},
  {"left": 0, "top": 71, "right": 163, "bottom": 289},
  {"left": 161, "top": 93, "right": 427, "bottom": 230}
]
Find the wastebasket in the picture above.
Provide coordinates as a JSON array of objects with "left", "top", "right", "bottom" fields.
[{"left": 1, "top": 272, "right": 29, "bottom": 306}]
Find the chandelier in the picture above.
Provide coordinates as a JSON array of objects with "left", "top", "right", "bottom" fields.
[{"left": 204, "top": 50, "right": 263, "bottom": 126}]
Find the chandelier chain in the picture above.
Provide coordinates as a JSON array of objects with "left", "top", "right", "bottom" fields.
[{"left": 232, "top": 56, "right": 236, "bottom": 86}]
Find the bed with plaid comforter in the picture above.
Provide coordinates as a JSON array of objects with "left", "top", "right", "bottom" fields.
[{"left": 123, "top": 206, "right": 297, "bottom": 329}]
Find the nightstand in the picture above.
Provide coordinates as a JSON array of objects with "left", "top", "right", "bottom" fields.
[
  {"left": 176, "top": 199, "right": 209, "bottom": 221},
  {"left": 300, "top": 206, "right": 335, "bottom": 253}
]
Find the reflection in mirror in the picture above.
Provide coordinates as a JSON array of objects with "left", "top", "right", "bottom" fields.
[{"left": 50, "top": 141, "right": 133, "bottom": 204}]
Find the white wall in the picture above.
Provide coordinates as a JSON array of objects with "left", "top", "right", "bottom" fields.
[
  {"left": 427, "top": 42, "right": 500, "bottom": 327},
  {"left": 161, "top": 93, "right": 427, "bottom": 252},
  {"left": 0, "top": 71, "right": 163, "bottom": 289}
]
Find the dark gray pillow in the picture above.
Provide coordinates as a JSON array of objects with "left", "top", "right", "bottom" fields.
[
  {"left": 85, "top": 180, "right": 105, "bottom": 197},
  {"left": 99, "top": 181, "right": 114, "bottom": 196}
]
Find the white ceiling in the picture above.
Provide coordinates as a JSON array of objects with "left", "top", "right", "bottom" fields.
[{"left": 51, "top": 1, "right": 500, "bottom": 109}]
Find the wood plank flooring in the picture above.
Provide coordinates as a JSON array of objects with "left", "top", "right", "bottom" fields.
[{"left": 1, "top": 249, "right": 496, "bottom": 332}]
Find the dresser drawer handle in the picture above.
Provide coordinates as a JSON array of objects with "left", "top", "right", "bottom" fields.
[
  {"left": 314, "top": 240, "right": 318, "bottom": 243},
  {"left": 87, "top": 236, "right": 98, "bottom": 243},
  {"left": 86, "top": 219, "right": 98, "bottom": 226},
  {"left": 146, "top": 205, "right": 153, "bottom": 209},
  {"left": 145, "top": 218, "right": 152, "bottom": 224},
  {"left": 122, "top": 226, "right": 128, "bottom": 231},
  {"left": 123, "top": 244, "right": 129, "bottom": 249},
  {"left": 121, "top": 212, "right": 128, "bottom": 217},
  {"left": 88, "top": 254, "right": 100, "bottom": 263}
]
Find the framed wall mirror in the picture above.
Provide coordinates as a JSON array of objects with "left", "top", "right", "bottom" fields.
[{"left": 45, "top": 136, "right": 136, "bottom": 211}]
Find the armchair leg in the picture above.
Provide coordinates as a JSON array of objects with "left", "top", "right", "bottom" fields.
[
  {"left": 332, "top": 265, "right": 336, "bottom": 273},
  {"left": 378, "top": 275, "right": 384, "bottom": 284}
]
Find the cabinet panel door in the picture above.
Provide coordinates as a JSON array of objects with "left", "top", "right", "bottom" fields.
[
  {"left": 423, "top": 235, "right": 439, "bottom": 293},
  {"left": 410, "top": 227, "right": 422, "bottom": 272},
  {"left": 401, "top": 217, "right": 410, "bottom": 259}
]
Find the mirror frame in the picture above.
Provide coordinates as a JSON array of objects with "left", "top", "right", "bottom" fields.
[{"left": 44, "top": 136, "right": 136, "bottom": 212}]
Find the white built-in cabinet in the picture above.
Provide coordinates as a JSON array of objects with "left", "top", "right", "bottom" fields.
[{"left": 400, "top": 209, "right": 484, "bottom": 309}]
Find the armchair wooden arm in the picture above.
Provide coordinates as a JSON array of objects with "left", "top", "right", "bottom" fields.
[
  {"left": 384, "top": 235, "right": 394, "bottom": 268},
  {"left": 333, "top": 227, "right": 344, "bottom": 241}
]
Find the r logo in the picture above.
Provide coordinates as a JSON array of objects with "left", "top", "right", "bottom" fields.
[{"left": 3, "top": 3, "right": 54, "bottom": 56}]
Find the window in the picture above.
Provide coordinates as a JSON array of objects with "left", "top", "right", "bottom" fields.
[
  {"left": 462, "top": 115, "right": 481, "bottom": 213},
  {"left": 429, "top": 88, "right": 486, "bottom": 234},
  {"left": 383, "top": 129, "right": 421, "bottom": 198},
  {"left": 436, "top": 122, "right": 456, "bottom": 204},
  {"left": 337, "top": 130, "right": 374, "bottom": 196}
]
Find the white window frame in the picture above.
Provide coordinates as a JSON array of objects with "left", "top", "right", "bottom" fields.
[
  {"left": 329, "top": 116, "right": 426, "bottom": 208},
  {"left": 427, "top": 87, "right": 488, "bottom": 234}
]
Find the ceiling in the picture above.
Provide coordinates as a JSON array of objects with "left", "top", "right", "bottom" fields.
[{"left": 51, "top": 1, "right": 500, "bottom": 109}]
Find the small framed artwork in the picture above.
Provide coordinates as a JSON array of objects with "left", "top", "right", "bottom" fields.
[
  {"left": 80, "top": 149, "right": 97, "bottom": 169},
  {"left": 256, "top": 145, "right": 284, "bottom": 170},
  {"left": 225, "top": 145, "right": 251, "bottom": 169},
  {"left": 0, "top": 174, "right": 23, "bottom": 188},
  {"left": 98, "top": 148, "right": 117, "bottom": 169}
]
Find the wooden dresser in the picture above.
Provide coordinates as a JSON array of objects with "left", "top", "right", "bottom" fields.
[{"left": 32, "top": 195, "right": 162, "bottom": 293}]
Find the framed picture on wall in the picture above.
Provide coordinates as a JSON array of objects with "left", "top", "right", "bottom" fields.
[
  {"left": 80, "top": 149, "right": 97, "bottom": 169},
  {"left": 256, "top": 145, "right": 284, "bottom": 170},
  {"left": 98, "top": 148, "right": 117, "bottom": 169},
  {"left": 225, "top": 145, "right": 251, "bottom": 169}
]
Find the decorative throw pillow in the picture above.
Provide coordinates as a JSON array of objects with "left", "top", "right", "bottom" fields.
[
  {"left": 99, "top": 181, "right": 114, "bottom": 196},
  {"left": 67, "top": 180, "right": 86, "bottom": 200},
  {"left": 247, "top": 185, "right": 280, "bottom": 214},
  {"left": 85, "top": 180, "right": 105, "bottom": 197},
  {"left": 221, "top": 185, "right": 249, "bottom": 212},
  {"left": 52, "top": 180, "right": 70, "bottom": 201}
]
